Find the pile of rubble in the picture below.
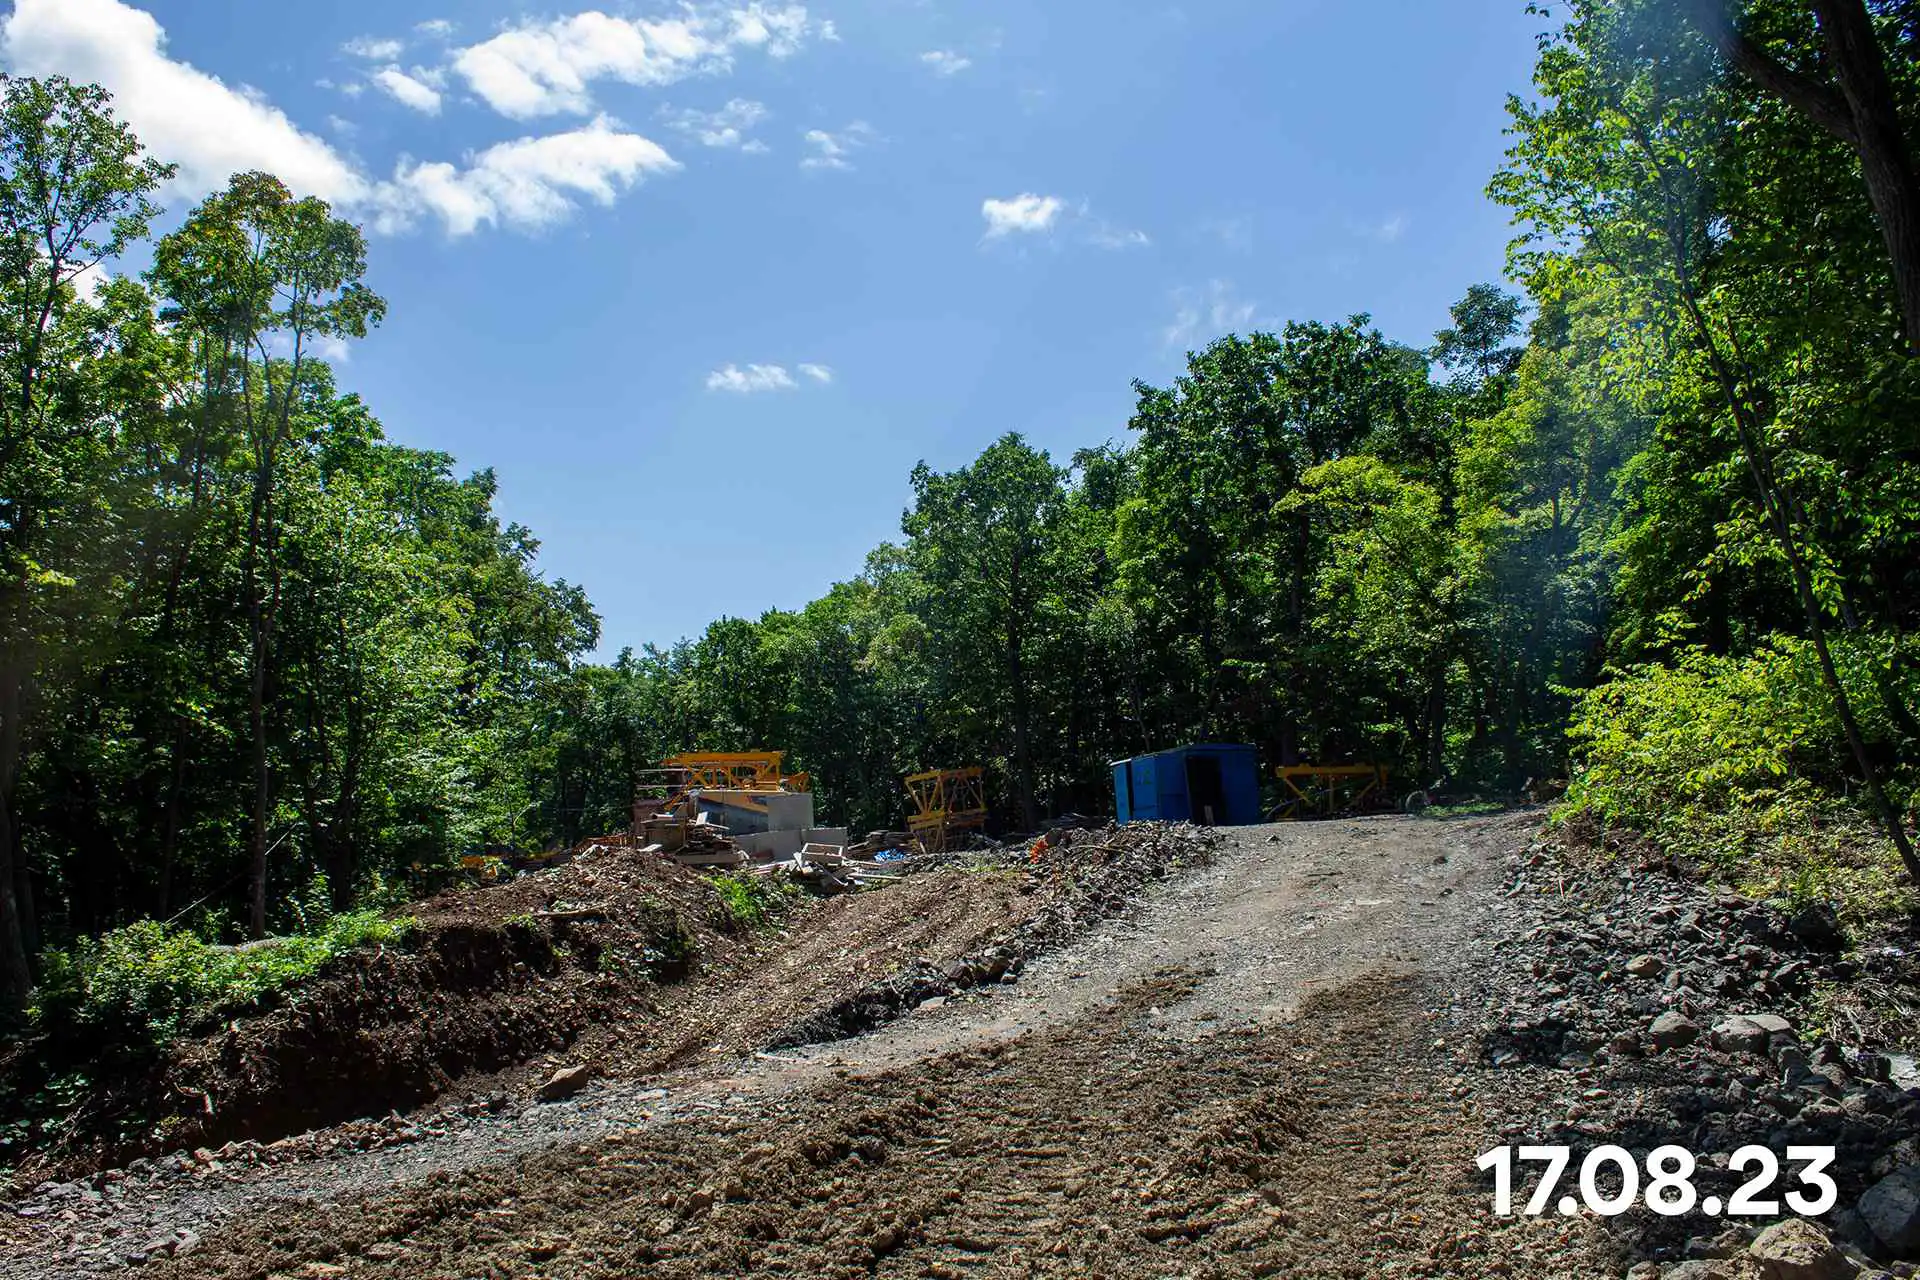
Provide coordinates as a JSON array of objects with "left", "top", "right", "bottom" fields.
[
  {"left": 631, "top": 794, "right": 749, "bottom": 869},
  {"left": 1472, "top": 840, "right": 1920, "bottom": 1272},
  {"left": 758, "top": 844, "right": 900, "bottom": 893}
]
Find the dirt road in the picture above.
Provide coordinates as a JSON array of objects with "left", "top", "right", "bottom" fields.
[{"left": 13, "top": 814, "right": 1630, "bottom": 1278}]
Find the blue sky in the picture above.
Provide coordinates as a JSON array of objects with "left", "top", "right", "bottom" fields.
[{"left": 4, "top": 0, "right": 1544, "bottom": 654}]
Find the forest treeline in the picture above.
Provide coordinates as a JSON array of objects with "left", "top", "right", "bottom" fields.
[{"left": 3, "top": 0, "right": 1919, "bottom": 1009}]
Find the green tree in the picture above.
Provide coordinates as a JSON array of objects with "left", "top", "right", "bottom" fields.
[
  {"left": 0, "top": 75, "right": 169, "bottom": 1004},
  {"left": 904, "top": 435, "right": 1067, "bottom": 828},
  {"left": 149, "top": 174, "right": 385, "bottom": 935},
  {"left": 1494, "top": 0, "right": 1920, "bottom": 879}
]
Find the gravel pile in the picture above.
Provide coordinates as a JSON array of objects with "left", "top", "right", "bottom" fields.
[{"left": 1473, "top": 839, "right": 1920, "bottom": 1274}]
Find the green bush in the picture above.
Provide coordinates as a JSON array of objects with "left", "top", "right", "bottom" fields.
[
  {"left": 1561, "top": 633, "right": 1915, "bottom": 916},
  {"left": 711, "top": 872, "right": 798, "bottom": 931},
  {"left": 30, "top": 910, "right": 414, "bottom": 1049}
]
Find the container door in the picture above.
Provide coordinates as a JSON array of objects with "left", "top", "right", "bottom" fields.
[
  {"left": 1186, "top": 753, "right": 1225, "bottom": 825},
  {"left": 1134, "top": 756, "right": 1157, "bottom": 819}
]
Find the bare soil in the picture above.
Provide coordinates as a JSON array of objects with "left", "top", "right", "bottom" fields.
[{"left": 7, "top": 812, "right": 1640, "bottom": 1279}]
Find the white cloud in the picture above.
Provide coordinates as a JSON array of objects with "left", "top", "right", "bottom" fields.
[
  {"left": 371, "top": 64, "right": 443, "bottom": 114},
  {"left": 981, "top": 192, "right": 1063, "bottom": 237},
  {"left": 798, "top": 362, "right": 832, "bottom": 383},
  {"left": 342, "top": 35, "right": 405, "bottom": 60},
  {"left": 980, "top": 194, "right": 1147, "bottom": 248},
  {"left": 375, "top": 115, "right": 680, "bottom": 236},
  {"left": 1164, "top": 280, "right": 1259, "bottom": 349},
  {"left": 452, "top": 5, "right": 826, "bottom": 120},
  {"left": 72, "top": 260, "right": 113, "bottom": 302},
  {"left": 1, "top": 0, "right": 369, "bottom": 203},
  {"left": 800, "top": 121, "right": 874, "bottom": 171},
  {"left": 659, "top": 97, "right": 768, "bottom": 148},
  {"left": 1375, "top": 214, "right": 1407, "bottom": 242},
  {"left": 723, "top": 4, "right": 814, "bottom": 56},
  {"left": 920, "top": 49, "right": 970, "bottom": 76},
  {"left": 707, "top": 363, "right": 796, "bottom": 393},
  {"left": 1, "top": 0, "right": 681, "bottom": 241},
  {"left": 415, "top": 18, "right": 455, "bottom": 38},
  {"left": 326, "top": 114, "right": 357, "bottom": 136}
]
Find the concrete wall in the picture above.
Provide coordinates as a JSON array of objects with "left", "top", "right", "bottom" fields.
[
  {"left": 735, "top": 825, "right": 851, "bottom": 863},
  {"left": 764, "top": 792, "right": 815, "bottom": 832}
]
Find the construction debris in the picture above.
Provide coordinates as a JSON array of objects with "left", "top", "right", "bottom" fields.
[
  {"left": 844, "top": 830, "right": 919, "bottom": 859},
  {"left": 628, "top": 792, "right": 750, "bottom": 868},
  {"left": 757, "top": 843, "right": 900, "bottom": 894}
]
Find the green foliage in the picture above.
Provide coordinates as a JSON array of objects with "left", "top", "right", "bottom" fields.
[
  {"left": 30, "top": 910, "right": 413, "bottom": 1048},
  {"left": 1563, "top": 636, "right": 1916, "bottom": 912},
  {"left": 711, "top": 872, "right": 799, "bottom": 931}
]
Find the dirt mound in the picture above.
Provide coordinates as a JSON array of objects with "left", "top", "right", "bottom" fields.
[
  {"left": 770, "top": 820, "right": 1217, "bottom": 1045},
  {"left": 10, "top": 823, "right": 1216, "bottom": 1192},
  {"left": 11, "top": 848, "right": 744, "bottom": 1185}
]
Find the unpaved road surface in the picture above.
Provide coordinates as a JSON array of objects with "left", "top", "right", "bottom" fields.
[{"left": 10, "top": 814, "right": 1627, "bottom": 1278}]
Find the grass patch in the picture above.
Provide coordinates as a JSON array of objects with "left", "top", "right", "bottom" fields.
[{"left": 1798, "top": 975, "right": 1920, "bottom": 1053}]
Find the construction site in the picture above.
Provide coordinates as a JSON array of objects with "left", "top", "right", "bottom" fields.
[
  {"left": 3, "top": 736, "right": 1918, "bottom": 1280},
  {"left": 507, "top": 751, "right": 999, "bottom": 893}
]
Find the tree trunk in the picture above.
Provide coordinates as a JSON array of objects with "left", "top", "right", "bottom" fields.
[
  {"left": 243, "top": 450, "right": 274, "bottom": 939},
  {"left": 1006, "top": 552, "right": 1037, "bottom": 831},
  {"left": 1813, "top": 0, "right": 1920, "bottom": 353},
  {"left": 1673, "top": 289, "right": 1920, "bottom": 883},
  {"left": 0, "top": 659, "right": 34, "bottom": 1007},
  {"left": 247, "top": 616, "right": 270, "bottom": 937},
  {"left": 1686, "top": 0, "right": 1920, "bottom": 352},
  {"left": 157, "top": 718, "right": 187, "bottom": 918},
  {"left": 1424, "top": 657, "right": 1448, "bottom": 781}
]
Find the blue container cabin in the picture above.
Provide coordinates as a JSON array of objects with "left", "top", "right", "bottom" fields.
[{"left": 1110, "top": 743, "right": 1261, "bottom": 826}]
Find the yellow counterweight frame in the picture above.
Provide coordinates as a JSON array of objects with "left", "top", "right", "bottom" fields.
[
  {"left": 660, "top": 752, "right": 810, "bottom": 795},
  {"left": 1271, "top": 763, "right": 1390, "bottom": 820},
  {"left": 905, "top": 766, "right": 988, "bottom": 852}
]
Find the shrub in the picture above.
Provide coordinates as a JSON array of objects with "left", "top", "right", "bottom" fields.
[
  {"left": 710, "top": 872, "right": 798, "bottom": 931},
  {"left": 30, "top": 910, "right": 415, "bottom": 1051},
  {"left": 1560, "top": 633, "right": 1916, "bottom": 917}
]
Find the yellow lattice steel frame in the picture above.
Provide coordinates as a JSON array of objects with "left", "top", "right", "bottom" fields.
[
  {"left": 661, "top": 752, "right": 810, "bottom": 795},
  {"left": 1270, "top": 763, "right": 1390, "bottom": 820},
  {"left": 905, "top": 766, "right": 987, "bottom": 852}
]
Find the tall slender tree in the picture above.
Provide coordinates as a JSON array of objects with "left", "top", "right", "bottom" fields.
[{"left": 149, "top": 174, "right": 384, "bottom": 936}]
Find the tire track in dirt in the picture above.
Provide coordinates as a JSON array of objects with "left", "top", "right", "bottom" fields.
[{"left": 16, "top": 814, "right": 1622, "bottom": 1278}]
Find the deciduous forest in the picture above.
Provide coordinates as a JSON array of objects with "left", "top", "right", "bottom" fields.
[{"left": 2, "top": 0, "right": 1917, "bottom": 1018}]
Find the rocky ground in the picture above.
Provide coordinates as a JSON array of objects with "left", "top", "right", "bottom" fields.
[
  {"left": 1, "top": 811, "right": 1916, "bottom": 1278},
  {"left": 1466, "top": 841, "right": 1920, "bottom": 1277}
]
